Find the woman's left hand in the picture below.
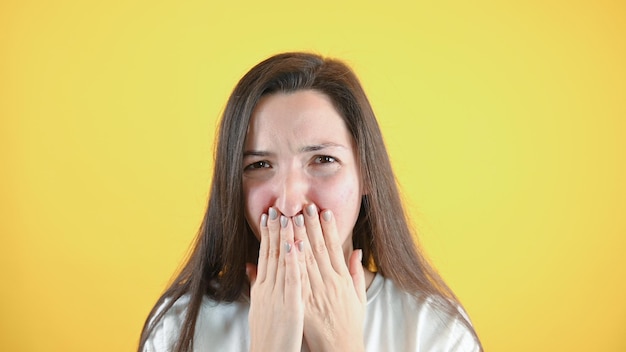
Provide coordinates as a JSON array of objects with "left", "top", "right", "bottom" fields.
[{"left": 294, "top": 203, "right": 367, "bottom": 352}]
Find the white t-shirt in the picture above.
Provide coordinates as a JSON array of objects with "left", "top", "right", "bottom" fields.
[{"left": 144, "top": 274, "right": 480, "bottom": 351}]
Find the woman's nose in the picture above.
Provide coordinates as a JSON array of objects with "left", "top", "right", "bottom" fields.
[{"left": 274, "top": 169, "right": 309, "bottom": 217}]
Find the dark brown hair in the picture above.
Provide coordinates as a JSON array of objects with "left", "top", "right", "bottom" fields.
[{"left": 138, "top": 52, "right": 481, "bottom": 351}]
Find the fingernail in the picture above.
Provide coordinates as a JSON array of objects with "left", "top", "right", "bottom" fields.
[
  {"left": 260, "top": 214, "right": 268, "bottom": 227},
  {"left": 297, "top": 240, "right": 304, "bottom": 252},
  {"left": 284, "top": 241, "right": 292, "bottom": 253},
  {"left": 358, "top": 249, "right": 363, "bottom": 261},
  {"left": 322, "top": 210, "right": 332, "bottom": 222},
  {"left": 269, "top": 207, "right": 278, "bottom": 220},
  {"left": 306, "top": 204, "right": 316, "bottom": 216},
  {"left": 294, "top": 214, "right": 304, "bottom": 227},
  {"left": 280, "top": 215, "right": 288, "bottom": 228}
]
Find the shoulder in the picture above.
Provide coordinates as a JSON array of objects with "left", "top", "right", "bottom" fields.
[
  {"left": 142, "top": 295, "right": 251, "bottom": 352},
  {"left": 141, "top": 295, "right": 190, "bottom": 352},
  {"left": 365, "top": 274, "right": 481, "bottom": 352}
]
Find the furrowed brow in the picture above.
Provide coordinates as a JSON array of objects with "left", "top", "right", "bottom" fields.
[
  {"left": 299, "top": 143, "right": 346, "bottom": 153},
  {"left": 243, "top": 150, "right": 273, "bottom": 158}
]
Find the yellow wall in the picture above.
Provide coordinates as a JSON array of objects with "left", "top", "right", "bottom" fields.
[{"left": 2, "top": 1, "right": 625, "bottom": 351}]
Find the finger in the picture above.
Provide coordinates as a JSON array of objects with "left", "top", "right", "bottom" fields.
[
  {"left": 282, "top": 218, "right": 302, "bottom": 306},
  {"left": 303, "top": 203, "right": 334, "bottom": 275},
  {"left": 297, "top": 240, "right": 310, "bottom": 302},
  {"left": 301, "top": 204, "right": 327, "bottom": 291},
  {"left": 293, "top": 215, "right": 312, "bottom": 298},
  {"left": 256, "top": 213, "right": 269, "bottom": 283},
  {"left": 265, "top": 207, "right": 281, "bottom": 284},
  {"left": 293, "top": 213, "right": 306, "bottom": 243},
  {"left": 319, "top": 209, "right": 350, "bottom": 275},
  {"left": 349, "top": 249, "right": 367, "bottom": 304},
  {"left": 276, "top": 215, "right": 294, "bottom": 297},
  {"left": 280, "top": 215, "right": 295, "bottom": 243}
]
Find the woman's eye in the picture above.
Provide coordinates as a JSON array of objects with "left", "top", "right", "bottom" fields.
[
  {"left": 314, "top": 155, "right": 337, "bottom": 164},
  {"left": 244, "top": 161, "right": 271, "bottom": 170}
]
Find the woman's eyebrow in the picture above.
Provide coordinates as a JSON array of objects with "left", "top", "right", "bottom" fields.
[
  {"left": 299, "top": 143, "right": 346, "bottom": 153},
  {"left": 243, "top": 150, "right": 273, "bottom": 158}
]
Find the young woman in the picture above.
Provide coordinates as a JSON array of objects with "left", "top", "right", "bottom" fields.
[{"left": 138, "top": 52, "right": 482, "bottom": 351}]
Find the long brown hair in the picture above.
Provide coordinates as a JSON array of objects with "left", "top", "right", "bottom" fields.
[{"left": 138, "top": 52, "right": 481, "bottom": 351}]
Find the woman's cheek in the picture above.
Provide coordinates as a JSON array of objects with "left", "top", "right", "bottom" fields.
[
  {"left": 339, "top": 194, "right": 362, "bottom": 242},
  {"left": 314, "top": 177, "right": 361, "bottom": 241},
  {"left": 244, "top": 185, "right": 270, "bottom": 241}
]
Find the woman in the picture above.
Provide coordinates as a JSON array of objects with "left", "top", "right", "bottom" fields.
[{"left": 139, "top": 52, "right": 482, "bottom": 351}]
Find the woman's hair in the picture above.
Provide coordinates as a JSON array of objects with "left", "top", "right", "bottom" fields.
[{"left": 138, "top": 52, "right": 481, "bottom": 352}]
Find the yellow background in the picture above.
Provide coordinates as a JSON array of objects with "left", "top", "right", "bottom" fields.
[{"left": 2, "top": 1, "right": 625, "bottom": 351}]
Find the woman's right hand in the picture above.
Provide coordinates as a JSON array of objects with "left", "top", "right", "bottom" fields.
[{"left": 246, "top": 207, "right": 304, "bottom": 352}]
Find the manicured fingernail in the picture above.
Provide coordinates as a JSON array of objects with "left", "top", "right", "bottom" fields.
[
  {"left": 269, "top": 207, "right": 278, "bottom": 220},
  {"left": 358, "top": 249, "right": 363, "bottom": 261},
  {"left": 322, "top": 210, "right": 332, "bottom": 222},
  {"left": 294, "top": 214, "right": 304, "bottom": 227},
  {"left": 284, "top": 241, "right": 292, "bottom": 253},
  {"left": 297, "top": 240, "right": 304, "bottom": 252},
  {"left": 260, "top": 214, "right": 268, "bottom": 227},
  {"left": 306, "top": 204, "right": 316, "bottom": 216},
  {"left": 280, "top": 215, "right": 288, "bottom": 228}
]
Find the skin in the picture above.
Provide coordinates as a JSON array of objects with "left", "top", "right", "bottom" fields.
[{"left": 243, "top": 90, "right": 374, "bottom": 351}]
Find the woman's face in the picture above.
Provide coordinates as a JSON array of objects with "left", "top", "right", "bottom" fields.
[{"left": 243, "top": 89, "right": 363, "bottom": 255}]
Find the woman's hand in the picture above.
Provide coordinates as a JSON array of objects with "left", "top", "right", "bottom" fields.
[
  {"left": 295, "top": 203, "right": 367, "bottom": 352},
  {"left": 247, "top": 208, "right": 304, "bottom": 352}
]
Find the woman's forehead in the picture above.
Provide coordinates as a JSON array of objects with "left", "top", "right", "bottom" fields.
[{"left": 244, "top": 90, "right": 354, "bottom": 151}]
